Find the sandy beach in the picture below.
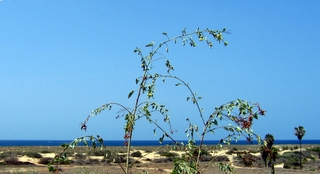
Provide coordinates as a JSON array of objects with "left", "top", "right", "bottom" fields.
[{"left": 0, "top": 144, "right": 319, "bottom": 173}]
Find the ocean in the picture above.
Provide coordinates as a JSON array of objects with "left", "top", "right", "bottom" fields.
[{"left": 0, "top": 139, "right": 319, "bottom": 146}]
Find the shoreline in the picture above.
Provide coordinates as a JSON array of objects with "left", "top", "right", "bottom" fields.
[{"left": 1, "top": 139, "right": 319, "bottom": 147}]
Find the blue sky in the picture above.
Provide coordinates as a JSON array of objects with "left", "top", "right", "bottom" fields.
[{"left": 1, "top": 1, "right": 319, "bottom": 142}]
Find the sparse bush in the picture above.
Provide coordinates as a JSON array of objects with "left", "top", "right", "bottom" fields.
[
  {"left": 214, "top": 155, "right": 229, "bottom": 162},
  {"left": 40, "top": 150, "right": 52, "bottom": 153},
  {"left": 249, "top": 149, "right": 261, "bottom": 153},
  {"left": 0, "top": 152, "right": 15, "bottom": 160},
  {"left": 280, "top": 152, "right": 300, "bottom": 168},
  {"left": 302, "top": 150, "right": 312, "bottom": 158},
  {"left": 237, "top": 152, "right": 257, "bottom": 167},
  {"left": 201, "top": 154, "right": 213, "bottom": 161},
  {"left": 143, "top": 158, "right": 152, "bottom": 162},
  {"left": 131, "top": 151, "right": 142, "bottom": 157},
  {"left": 232, "top": 147, "right": 238, "bottom": 151},
  {"left": 282, "top": 146, "right": 289, "bottom": 150},
  {"left": 191, "top": 148, "right": 209, "bottom": 157},
  {"left": 279, "top": 152, "right": 297, "bottom": 160},
  {"left": 283, "top": 163, "right": 292, "bottom": 169},
  {"left": 302, "top": 157, "right": 308, "bottom": 163},
  {"left": 226, "top": 150, "right": 235, "bottom": 155},
  {"left": 25, "top": 151, "right": 42, "bottom": 158},
  {"left": 308, "top": 146, "right": 320, "bottom": 152},
  {"left": 88, "top": 158, "right": 100, "bottom": 164},
  {"left": 89, "top": 150, "right": 106, "bottom": 156},
  {"left": 74, "top": 153, "right": 86, "bottom": 160},
  {"left": 113, "top": 156, "right": 125, "bottom": 163},
  {"left": 310, "top": 156, "right": 316, "bottom": 161},
  {"left": 15, "top": 151, "right": 25, "bottom": 156},
  {"left": 39, "top": 157, "right": 53, "bottom": 164},
  {"left": 59, "top": 159, "right": 72, "bottom": 165},
  {"left": 4, "top": 157, "right": 19, "bottom": 165},
  {"left": 157, "top": 151, "right": 179, "bottom": 158}
]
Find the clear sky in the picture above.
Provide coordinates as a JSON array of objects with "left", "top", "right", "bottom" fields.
[{"left": 1, "top": 1, "right": 319, "bottom": 142}]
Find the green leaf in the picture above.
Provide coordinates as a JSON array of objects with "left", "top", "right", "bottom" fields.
[
  {"left": 145, "top": 41, "right": 154, "bottom": 47},
  {"left": 128, "top": 90, "right": 134, "bottom": 98},
  {"left": 49, "top": 166, "right": 56, "bottom": 172},
  {"left": 98, "top": 137, "right": 103, "bottom": 143},
  {"left": 60, "top": 144, "right": 69, "bottom": 148},
  {"left": 159, "top": 134, "right": 165, "bottom": 144},
  {"left": 212, "top": 119, "right": 218, "bottom": 126},
  {"left": 133, "top": 47, "right": 141, "bottom": 54}
]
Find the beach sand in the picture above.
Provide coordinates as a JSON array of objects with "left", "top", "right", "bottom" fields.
[{"left": 0, "top": 144, "right": 319, "bottom": 173}]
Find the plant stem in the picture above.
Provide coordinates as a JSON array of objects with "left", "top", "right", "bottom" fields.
[
  {"left": 300, "top": 139, "right": 302, "bottom": 169},
  {"left": 125, "top": 74, "right": 148, "bottom": 174}
]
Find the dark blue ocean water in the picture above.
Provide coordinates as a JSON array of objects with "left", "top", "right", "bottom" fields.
[{"left": 0, "top": 140, "right": 319, "bottom": 146}]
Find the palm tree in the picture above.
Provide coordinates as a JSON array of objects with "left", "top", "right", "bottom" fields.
[
  {"left": 265, "top": 134, "right": 274, "bottom": 149},
  {"left": 261, "top": 134, "right": 277, "bottom": 174},
  {"left": 294, "top": 126, "right": 306, "bottom": 169}
]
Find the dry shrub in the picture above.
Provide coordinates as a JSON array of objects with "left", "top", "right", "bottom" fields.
[
  {"left": 4, "top": 157, "right": 19, "bottom": 165},
  {"left": 74, "top": 153, "right": 86, "bottom": 160},
  {"left": 39, "top": 157, "right": 53, "bottom": 164},
  {"left": 113, "top": 156, "right": 126, "bottom": 163},
  {"left": 238, "top": 152, "right": 257, "bottom": 167},
  {"left": 214, "top": 155, "right": 230, "bottom": 162},
  {"left": 157, "top": 151, "right": 179, "bottom": 158},
  {"left": 40, "top": 150, "right": 52, "bottom": 153},
  {"left": 131, "top": 151, "right": 142, "bottom": 157},
  {"left": 0, "top": 152, "right": 13, "bottom": 160},
  {"left": 201, "top": 154, "right": 213, "bottom": 161},
  {"left": 25, "top": 151, "right": 43, "bottom": 158},
  {"left": 89, "top": 150, "right": 105, "bottom": 156}
]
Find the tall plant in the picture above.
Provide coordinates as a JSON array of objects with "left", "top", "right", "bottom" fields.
[
  {"left": 261, "top": 134, "right": 277, "bottom": 174},
  {"left": 49, "top": 28, "right": 266, "bottom": 174},
  {"left": 294, "top": 126, "right": 306, "bottom": 169}
]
